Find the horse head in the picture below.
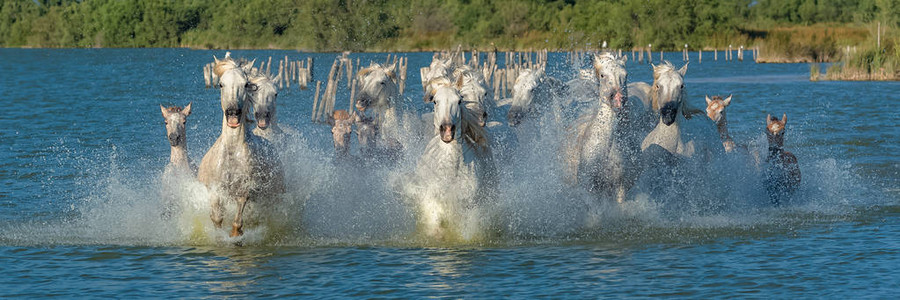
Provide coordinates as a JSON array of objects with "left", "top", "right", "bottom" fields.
[
  {"left": 593, "top": 51, "right": 628, "bottom": 111},
  {"left": 507, "top": 69, "right": 543, "bottom": 127},
  {"left": 651, "top": 61, "right": 688, "bottom": 126},
  {"left": 427, "top": 85, "right": 462, "bottom": 143},
  {"left": 456, "top": 72, "right": 490, "bottom": 127},
  {"left": 766, "top": 113, "right": 787, "bottom": 147},
  {"left": 329, "top": 110, "right": 353, "bottom": 155},
  {"left": 214, "top": 54, "right": 255, "bottom": 129},
  {"left": 248, "top": 72, "right": 279, "bottom": 130},
  {"left": 356, "top": 63, "right": 398, "bottom": 113},
  {"left": 160, "top": 103, "right": 192, "bottom": 147},
  {"left": 705, "top": 94, "right": 732, "bottom": 123}
]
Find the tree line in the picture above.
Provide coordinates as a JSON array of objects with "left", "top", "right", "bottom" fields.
[{"left": 1, "top": 0, "right": 896, "bottom": 51}]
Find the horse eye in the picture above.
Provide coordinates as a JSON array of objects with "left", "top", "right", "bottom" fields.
[
  {"left": 600, "top": 74, "right": 605, "bottom": 78},
  {"left": 182, "top": 120, "right": 186, "bottom": 124}
]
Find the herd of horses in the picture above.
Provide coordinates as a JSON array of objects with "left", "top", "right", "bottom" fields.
[{"left": 160, "top": 51, "right": 801, "bottom": 239}]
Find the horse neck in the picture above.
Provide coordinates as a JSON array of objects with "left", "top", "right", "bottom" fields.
[
  {"left": 169, "top": 143, "right": 190, "bottom": 169},
  {"left": 592, "top": 100, "right": 618, "bottom": 129},
  {"left": 767, "top": 139, "right": 784, "bottom": 159},
  {"left": 220, "top": 109, "right": 249, "bottom": 146},
  {"left": 715, "top": 116, "right": 732, "bottom": 143}
]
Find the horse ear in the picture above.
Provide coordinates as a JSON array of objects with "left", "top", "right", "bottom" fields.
[
  {"left": 160, "top": 105, "right": 169, "bottom": 118},
  {"left": 357, "top": 67, "right": 371, "bottom": 80},
  {"left": 424, "top": 87, "right": 437, "bottom": 103},
  {"left": 386, "top": 69, "right": 396, "bottom": 80},
  {"left": 705, "top": 95, "right": 712, "bottom": 105},
  {"left": 182, "top": 102, "right": 192, "bottom": 117},
  {"left": 766, "top": 114, "right": 773, "bottom": 126},
  {"left": 387, "top": 63, "right": 397, "bottom": 78},
  {"left": 724, "top": 95, "right": 732, "bottom": 106},
  {"left": 213, "top": 55, "right": 220, "bottom": 64},
  {"left": 782, "top": 113, "right": 787, "bottom": 125},
  {"left": 678, "top": 62, "right": 689, "bottom": 76}
]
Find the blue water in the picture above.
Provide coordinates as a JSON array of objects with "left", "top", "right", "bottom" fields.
[{"left": 1, "top": 48, "right": 898, "bottom": 297}]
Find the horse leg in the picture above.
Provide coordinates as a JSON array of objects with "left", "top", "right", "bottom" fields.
[
  {"left": 231, "top": 197, "right": 248, "bottom": 237},
  {"left": 616, "top": 185, "right": 626, "bottom": 204},
  {"left": 209, "top": 193, "right": 223, "bottom": 228}
]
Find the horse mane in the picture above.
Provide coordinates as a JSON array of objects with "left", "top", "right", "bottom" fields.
[
  {"left": 358, "top": 62, "right": 396, "bottom": 80},
  {"left": 593, "top": 51, "right": 625, "bottom": 70},
  {"left": 652, "top": 60, "right": 677, "bottom": 82},
  {"left": 649, "top": 60, "right": 679, "bottom": 111},
  {"left": 426, "top": 77, "right": 452, "bottom": 90},
  {"left": 460, "top": 106, "right": 489, "bottom": 151},
  {"left": 332, "top": 109, "right": 351, "bottom": 121},
  {"left": 356, "top": 63, "right": 381, "bottom": 78},
  {"left": 166, "top": 106, "right": 184, "bottom": 113},
  {"left": 213, "top": 52, "right": 255, "bottom": 77},
  {"left": 248, "top": 67, "right": 276, "bottom": 84}
]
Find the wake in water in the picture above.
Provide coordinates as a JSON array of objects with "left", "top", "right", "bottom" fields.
[{"left": 0, "top": 54, "right": 891, "bottom": 248}]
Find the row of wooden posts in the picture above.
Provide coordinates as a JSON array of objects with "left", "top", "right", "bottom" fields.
[
  {"left": 565, "top": 46, "right": 760, "bottom": 65},
  {"left": 202, "top": 46, "right": 762, "bottom": 124},
  {"left": 632, "top": 45, "right": 759, "bottom": 64}
]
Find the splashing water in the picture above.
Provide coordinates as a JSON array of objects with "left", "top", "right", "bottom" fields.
[{"left": 0, "top": 50, "right": 894, "bottom": 249}]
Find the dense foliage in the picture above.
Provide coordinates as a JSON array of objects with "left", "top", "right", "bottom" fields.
[{"left": 1, "top": 0, "right": 897, "bottom": 51}]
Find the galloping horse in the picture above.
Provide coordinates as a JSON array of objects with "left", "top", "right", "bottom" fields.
[
  {"left": 764, "top": 113, "right": 801, "bottom": 204},
  {"left": 566, "top": 52, "right": 643, "bottom": 203},
  {"left": 160, "top": 103, "right": 194, "bottom": 175},
  {"left": 198, "top": 53, "right": 284, "bottom": 237},
  {"left": 640, "top": 61, "right": 717, "bottom": 160},
  {"left": 355, "top": 63, "right": 401, "bottom": 148},
  {"left": 705, "top": 95, "right": 735, "bottom": 152}
]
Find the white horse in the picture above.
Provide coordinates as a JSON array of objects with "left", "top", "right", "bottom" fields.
[
  {"left": 506, "top": 68, "right": 564, "bottom": 127},
  {"left": 628, "top": 63, "right": 704, "bottom": 132},
  {"left": 410, "top": 84, "right": 487, "bottom": 239},
  {"left": 198, "top": 53, "right": 284, "bottom": 237},
  {"left": 355, "top": 63, "right": 401, "bottom": 150},
  {"left": 640, "top": 61, "right": 720, "bottom": 162},
  {"left": 565, "top": 52, "right": 643, "bottom": 203},
  {"left": 160, "top": 103, "right": 194, "bottom": 175},
  {"left": 246, "top": 67, "right": 297, "bottom": 143},
  {"left": 421, "top": 54, "right": 453, "bottom": 89}
]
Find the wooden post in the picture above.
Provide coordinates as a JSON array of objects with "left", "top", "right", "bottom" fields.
[
  {"left": 699, "top": 50, "right": 702, "bottom": 64},
  {"left": 203, "top": 64, "right": 211, "bottom": 88},
  {"left": 349, "top": 79, "right": 357, "bottom": 113},
  {"left": 307, "top": 57, "right": 313, "bottom": 80},
  {"left": 312, "top": 81, "right": 322, "bottom": 121}
]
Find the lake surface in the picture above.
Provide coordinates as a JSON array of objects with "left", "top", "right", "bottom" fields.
[{"left": 1, "top": 48, "right": 898, "bottom": 297}]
